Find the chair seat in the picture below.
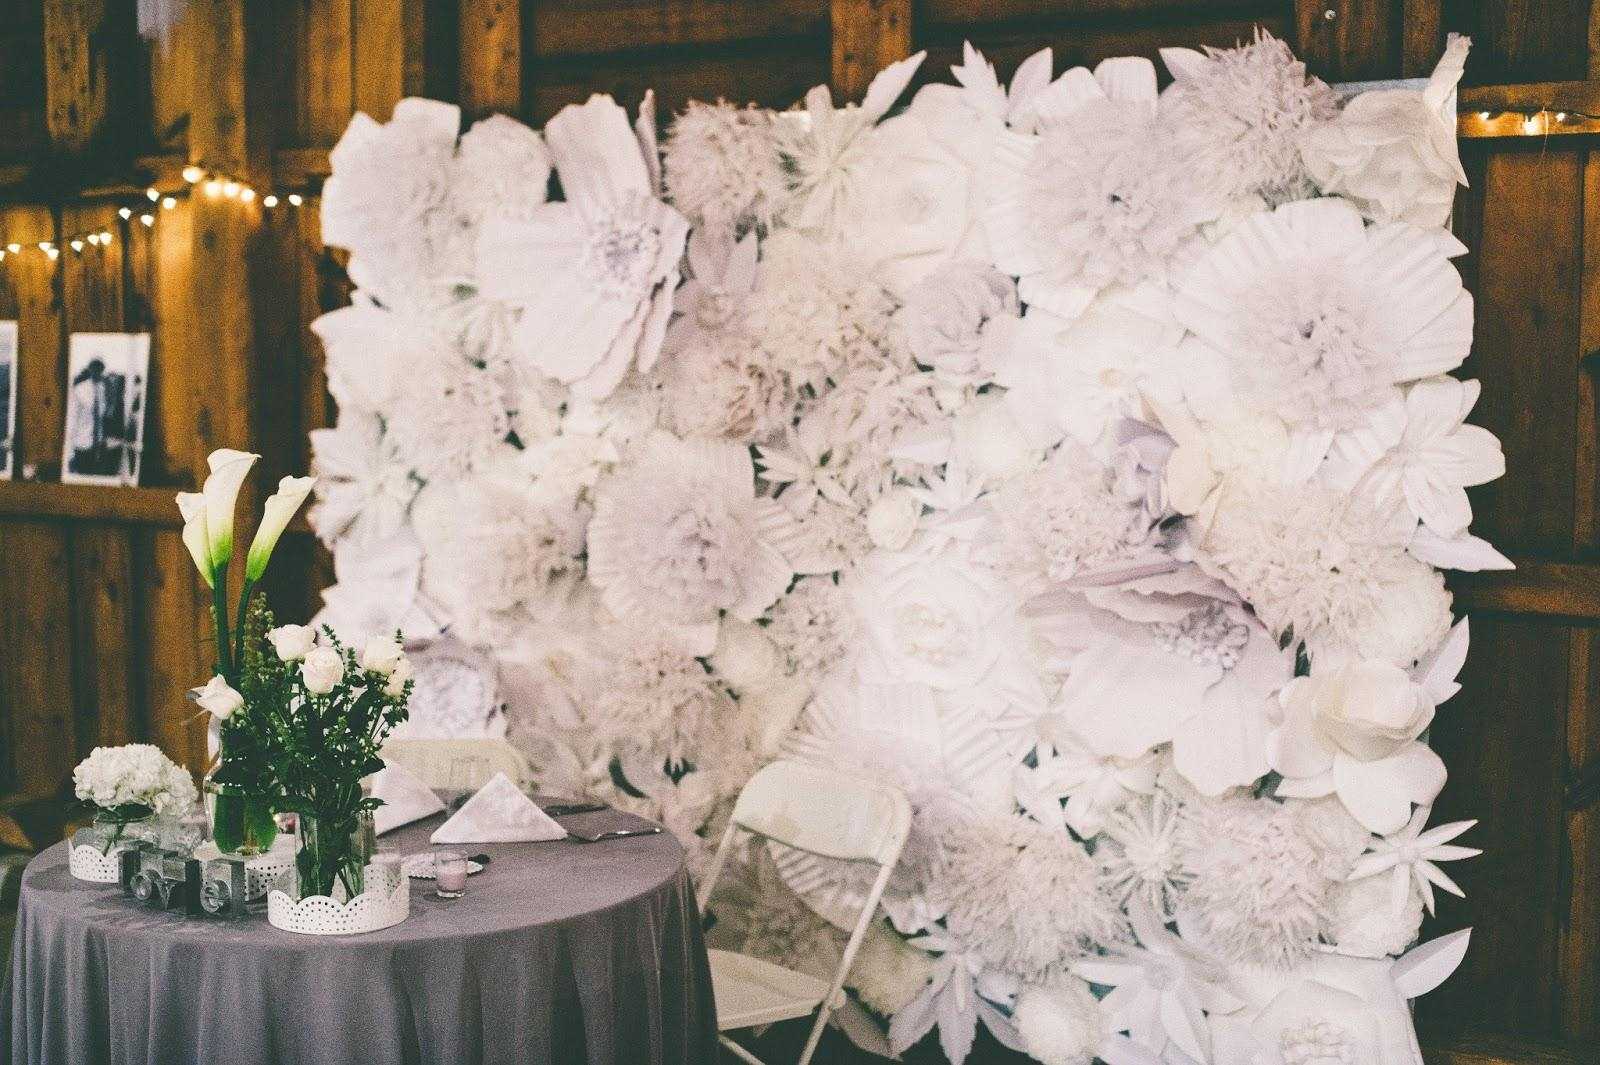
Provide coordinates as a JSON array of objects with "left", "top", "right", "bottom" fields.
[{"left": 710, "top": 949, "right": 831, "bottom": 1030}]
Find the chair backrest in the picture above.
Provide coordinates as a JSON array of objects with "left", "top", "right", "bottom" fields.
[
  {"left": 379, "top": 738, "right": 533, "bottom": 792},
  {"left": 729, "top": 760, "right": 912, "bottom": 867}
]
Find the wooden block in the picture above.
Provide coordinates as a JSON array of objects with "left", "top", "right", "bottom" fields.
[
  {"left": 460, "top": 0, "right": 521, "bottom": 119},
  {"left": 530, "top": 0, "right": 826, "bottom": 58},
  {"left": 831, "top": 0, "right": 912, "bottom": 101},
  {"left": 0, "top": 521, "right": 77, "bottom": 796},
  {"left": 1291, "top": 0, "right": 1398, "bottom": 81},
  {"left": 0, "top": 205, "right": 64, "bottom": 481}
]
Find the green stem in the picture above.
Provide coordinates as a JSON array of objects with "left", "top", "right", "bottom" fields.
[
  {"left": 211, "top": 568, "right": 232, "bottom": 684},
  {"left": 232, "top": 577, "right": 256, "bottom": 678}
]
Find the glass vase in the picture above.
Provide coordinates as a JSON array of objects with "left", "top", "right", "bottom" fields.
[
  {"left": 206, "top": 778, "right": 279, "bottom": 856},
  {"left": 293, "top": 811, "right": 375, "bottom": 902},
  {"left": 72, "top": 807, "right": 156, "bottom": 855}
]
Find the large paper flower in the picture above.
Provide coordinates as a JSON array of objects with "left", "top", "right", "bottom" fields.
[
  {"left": 1173, "top": 197, "right": 1474, "bottom": 436},
  {"left": 307, "top": 414, "right": 417, "bottom": 546},
  {"left": 454, "top": 113, "right": 552, "bottom": 225},
  {"left": 587, "top": 431, "right": 797, "bottom": 643},
  {"left": 985, "top": 57, "right": 1213, "bottom": 319},
  {"left": 663, "top": 99, "right": 789, "bottom": 232},
  {"left": 477, "top": 94, "right": 688, "bottom": 399}
]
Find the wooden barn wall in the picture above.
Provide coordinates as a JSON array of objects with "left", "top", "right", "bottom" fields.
[{"left": 0, "top": 2, "right": 1596, "bottom": 1060}]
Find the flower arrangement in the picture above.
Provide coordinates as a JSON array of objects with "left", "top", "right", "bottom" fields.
[
  {"left": 72, "top": 744, "right": 197, "bottom": 852},
  {"left": 311, "top": 30, "right": 1493, "bottom": 1065},
  {"left": 232, "top": 602, "right": 413, "bottom": 899},
  {"left": 177, "top": 449, "right": 315, "bottom": 853}
]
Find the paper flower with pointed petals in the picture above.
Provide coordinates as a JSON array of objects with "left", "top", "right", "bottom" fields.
[
  {"left": 477, "top": 94, "right": 688, "bottom": 400},
  {"left": 1326, "top": 376, "right": 1505, "bottom": 538},
  {"left": 1173, "top": 197, "right": 1474, "bottom": 438},
  {"left": 985, "top": 57, "right": 1214, "bottom": 320},
  {"left": 1347, "top": 806, "right": 1479, "bottom": 915}
]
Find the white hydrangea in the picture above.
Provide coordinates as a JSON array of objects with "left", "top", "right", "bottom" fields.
[{"left": 73, "top": 744, "right": 197, "bottom": 815}]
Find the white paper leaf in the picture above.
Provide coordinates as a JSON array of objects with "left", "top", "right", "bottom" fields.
[
  {"left": 862, "top": 51, "right": 927, "bottom": 122},
  {"left": 1392, "top": 928, "right": 1472, "bottom": 998},
  {"left": 1408, "top": 527, "right": 1515, "bottom": 571}
]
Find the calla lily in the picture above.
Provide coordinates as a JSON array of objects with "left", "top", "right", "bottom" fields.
[
  {"left": 246, "top": 475, "right": 316, "bottom": 580},
  {"left": 176, "top": 491, "right": 214, "bottom": 586},
  {"left": 200, "top": 449, "right": 260, "bottom": 572}
]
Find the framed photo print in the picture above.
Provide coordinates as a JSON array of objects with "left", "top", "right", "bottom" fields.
[
  {"left": 61, "top": 332, "right": 150, "bottom": 486},
  {"left": 0, "top": 321, "right": 15, "bottom": 479}
]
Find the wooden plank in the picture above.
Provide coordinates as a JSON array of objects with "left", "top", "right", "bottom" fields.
[
  {"left": 295, "top": 0, "right": 355, "bottom": 147},
  {"left": 145, "top": 198, "right": 196, "bottom": 485},
  {"left": 144, "top": 0, "right": 192, "bottom": 151},
  {"left": 351, "top": 0, "right": 453, "bottom": 121},
  {"left": 1462, "top": 148, "right": 1584, "bottom": 555},
  {"left": 0, "top": 520, "right": 77, "bottom": 795},
  {"left": 530, "top": 0, "right": 827, "bottom": 57},
  {"left": 41, "top": 0, "right": 130, "bottom": 154},
  {"left": 1451, "top": 560, "right": 1600, "bottom": 621},
  {"left": 137, "top": 528, "right": 210, "bottom": 773},
  {"left": 1562, "top": 631, "right": 1600, "bottom": 1041},
  {"left": 69, "top": 525, "right": 139, "bottom": 750},
  {"left": 0, "top": 481, "right": 178, "bottom": 526},
  {"left": 1423, "top": 1033, "right": 1586, "bottom": 1065},
  {"left": 1450, "top": 0, "right": 1591, "bottom": 85},
  {"left": 1400, "top": 0, "right": 1443, "bottom": 78},
  {"left": 1416, "top": 615, "right": 1569, "bottom": 1036},
  {"left": 1, "top": 205, "right": 64, "bottom": 481},
  {"left": 459, "top": 0, "right": 521, "bottom": 119},
  {"left": 1291, "top": 0, "right": 1398, "bottom": 81},
  {"left": 831, "top": 0, "right": 912, "bottom": 101}
]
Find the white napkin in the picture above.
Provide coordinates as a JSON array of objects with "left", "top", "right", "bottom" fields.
[
  {"left": 370, "top": 761, "right": 448, "bottom": 835},
  {"left": 429, "top": 772, "right": 568, "bottom": 844}
]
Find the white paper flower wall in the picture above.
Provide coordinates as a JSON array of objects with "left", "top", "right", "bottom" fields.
[{"left": 313, "top": 30, "right": 1494, "bottom": 1065}]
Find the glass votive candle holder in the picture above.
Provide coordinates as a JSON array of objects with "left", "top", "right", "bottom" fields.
[
  {"left": 366, "top": 852, "right": 405, "bottom": 897},
  {"left": 434, "top": 851, "right": 468, "bottom": 898}
]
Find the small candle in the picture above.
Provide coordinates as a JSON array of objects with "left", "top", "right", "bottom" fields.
[{"left": 434, "top": 851, "right": 468, "bottom": 898}]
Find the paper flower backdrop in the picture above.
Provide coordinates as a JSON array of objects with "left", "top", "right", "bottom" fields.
[{"left": 313, "top": 30, "right": 1495, "bottom": 1065}]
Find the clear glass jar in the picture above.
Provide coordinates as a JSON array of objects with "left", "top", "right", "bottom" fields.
[
  {"left": 292, "top": 810, "right": 376, "bottom": 902},
  {"left": 205, "top": 777, "right": 279, "bottom": 856},
  {"left": 72, "top": 807, "right": 155, "bottom": 856}
]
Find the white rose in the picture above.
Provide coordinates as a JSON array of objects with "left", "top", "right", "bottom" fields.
[
  {"left": 710, "top": 620, "right": 781, "bottom": 691},
  {"left": 190, "top": 675, "right": 244, "bottom": 721},
  {"left": 267, "top": 624, "right": 317, "bottom": 662},
  {"left": 383, "top": 655, "right": 414, "bottom": 698},
  {"left": 300, "top": 646, "right": 346, "bottom": 696},
  {"left": 358, "top": 636, "right": 405, "bottom": 676},
  {"left": 951, "top": 394, "right": 1035, "bottom": 485},
  {"left": 865, "top": 490, "right": 920, "bottom": 551},
  {"left": 1283, "top": 661, "right": 1434, "bottom": 763}
]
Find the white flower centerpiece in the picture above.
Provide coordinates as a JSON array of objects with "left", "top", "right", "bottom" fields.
[
  {"left": 312, "top": 30, "right": 1498, "bottom": 1064},
  {"left": 69, "top": 744, "right": 198, "bottom": 882}
]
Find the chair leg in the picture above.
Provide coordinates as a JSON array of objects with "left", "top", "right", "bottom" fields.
[{"left": 720, "top": 1033, "right": 767, "bottom": 1065}]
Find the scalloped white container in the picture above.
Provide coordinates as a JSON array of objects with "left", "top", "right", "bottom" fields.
[
  {"left": 68, "top": 843, "right": 132, "bottom": 883},
  {"left": 266, "top": 879, "right": 410, "bottom": 935},
  {"left": 244, "top": 851, "right": 296, "bottom": 900}
]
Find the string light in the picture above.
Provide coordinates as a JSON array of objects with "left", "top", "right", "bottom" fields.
[
  {"left": 1467, "top": 106, "right": 1600, "bottom": 136},
  {"left": 162, "top": 196, "right": 177, "bottom": 210},
  {"left": 117, "top": 206, "right": 132, "bottom": 220},
  {"left": 262, "top": 194, "right": 278, "bottom": 208},
  {"left": 140, "top": 213, "right": 155, "bottom": 227},
  {"left": 287, "top": 193, "right": 303, "bottom": 207}
]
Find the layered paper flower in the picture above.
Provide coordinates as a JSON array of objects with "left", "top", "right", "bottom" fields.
[{"left": 477, "top": 94, "right": 688, "bottom": 399}]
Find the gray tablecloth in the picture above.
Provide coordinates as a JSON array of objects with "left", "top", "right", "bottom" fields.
[{"left": 1, "top": 811, "right": 716, "bottom": 1065}]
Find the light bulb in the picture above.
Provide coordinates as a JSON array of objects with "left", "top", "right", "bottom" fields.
[
  {"left": 204, "top": 179, "right": 222, "bottom": 198},
  {"left": 1556, "top": 111, "right": 1568, "bottom": 122},
  {"left": 1524, "top": 113, "right": 1540, "bottom": 134},
  {"left": 262, "top": 194, "right": 279, "bottom": 208},
  {"left": 182, "top": 165, "right": 203, "bottom": 183},
  {"left": 240, "top": 187, "right": 256, "bottom": 203},
  {"left": 162, "top": 196, "right": 177, "bottom": 210},
  {"left": 287, "top": 193, "right": 304, "bottom": 207},
  {"left": 223, "top": 180, "right": 240, "bottom": 198},
  {"left": 5, "top": 243, "right": 20, "bottom": 254},
  {"left": 146, "top": 187, "right": 160, "bottom": 201},
  {"left": 37, "top": 242, "right": 50, "bottom": 251},
  {"left": 70, "top": 239, "right": 84, "bottom": 252},
  {"left": 118, "top": 207, "right": 132, "bottom": 220},
  {"left": 1477, "top": 111, "right": 1491, "bottom": 120},
  {"left": 140, "top": 214, "right": 155, "bottom": 227},
  {"left": 45, "top": 248, "right": 59, "bottom": 260}
]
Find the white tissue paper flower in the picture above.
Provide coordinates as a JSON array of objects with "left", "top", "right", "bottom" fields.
[
  {"left": 587, "top": 431, "right": 797, "bottom": 642},
  {"left": 1012, "top": 977, "right": 1107, "bottom": 1065},
  {"left": 1098, "top": 791, "right": 1192, "bottom": 921},
  {"left": 899, "top": 258, "right": 1018, "bottom": 389},
  {"left": 308, "top": 414, "right": 418, "bottom": 548},
  {"left": 763, "top": 575, "right": 856, "bottom": 678},
  {"left": 1173, "top": 196, "right": 1474, "bottom": 437},
  {"left": 1159, "top": 30, "right": 1339, "bottom": 205},
  {"left": 1300, "top": 34, "right": 1471, "bottom": 228},
  {"left": 454, "top": 113, "right": 552, "bottom": 225},
  {"left": 985, "top": 57, "right": 1214, "bottom": 319},
  {"left": 322, "top": 98, "right": 462, "bottom": 298},
  {"left": 1328, "top": 872, "right": 1425, "bottom": 959},
  {"left": 477, "top": 94, "right": 688, "bottom": 399},
  {"left": 663, "top": 99, "right": 789, "bottom": 231}
]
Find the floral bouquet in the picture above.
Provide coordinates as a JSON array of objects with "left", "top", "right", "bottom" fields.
[
  {"left": 231, "top": 602, "right": 412, "bottom": 899},
  {"left": 72, "top": 744, "right": 197, "bottom": 854}
]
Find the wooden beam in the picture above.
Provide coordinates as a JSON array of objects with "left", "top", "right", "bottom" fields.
[
  {"left": 1423, "top": 1033, "right": 1584, "bottom": 1065},
  {"left": 1460, "top": 81, "right": 1600, "bottom": 138},
  {"left": 0, "top": 482, "right": 182, "bottom": 526},
  {"left": 41, "top": 0, "right": 133, "bottom": 155},
  {"left": 830, "top": 0, "right": 912, "bottom": 102},
  {"left": 1292, "top": 0, "right": 1396, "bottom": 82},
  {"left": 459, "top": 0, "right": 521, "bottom": 119},
  {"left": 1452, "top": 559, "right": 1600, "bottom": 620}
]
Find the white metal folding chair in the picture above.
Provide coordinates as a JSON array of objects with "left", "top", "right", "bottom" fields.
[
  {"left": 697, "top": 760, "right": 912, "bottom": 1065},
  {"left": 378, "top": 738, "right": 533, "bottom": 792}
]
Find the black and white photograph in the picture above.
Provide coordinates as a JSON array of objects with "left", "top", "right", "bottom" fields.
[
  {"left": 0, "top": 320, "right": 15, "bottom": 479},
  {"left": 60, "top": 332, "right": 149, "bottom": 486}
]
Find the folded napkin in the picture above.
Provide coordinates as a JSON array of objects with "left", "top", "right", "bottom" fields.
[
  {"left": 371, "top": 761, "right": 448, "bottom": 835},
  {"left": 430, "top": 772, "right": 568, "bottom": 844}
]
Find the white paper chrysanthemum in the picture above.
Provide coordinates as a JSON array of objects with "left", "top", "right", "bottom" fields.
[
  {"left": 476, "top": 95, "right": 688, "bottom": 400},
  {"left": 984, "top": 57, "right": 1214, "bottom": 320},
  {"left": 586, "top": 430, "right": 797, "bottom": 639},
  {"left": 307, "top": 414, "right": 417, "bottom": 547}
]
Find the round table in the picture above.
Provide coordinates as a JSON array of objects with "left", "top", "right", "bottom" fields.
[{"left": 1, "top": 812, "right": 716, "bottom": 1065}]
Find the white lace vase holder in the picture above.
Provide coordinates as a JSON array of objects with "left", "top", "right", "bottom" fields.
[
  {"left": 266, "top": 876, "right": 410, "bottom": 935},
  {"left": 69, "top": 842, "right": 132, "bottom": 883}
]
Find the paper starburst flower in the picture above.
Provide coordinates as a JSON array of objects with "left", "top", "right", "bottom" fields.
[{"left": 1347, "top": 806, "right": 1479, "bottom": 915}]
